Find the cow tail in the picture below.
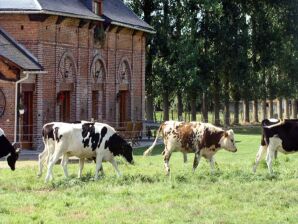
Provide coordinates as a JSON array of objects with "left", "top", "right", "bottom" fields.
[{"left": 143, "top": 124, "right": 163, "bottom": 156}]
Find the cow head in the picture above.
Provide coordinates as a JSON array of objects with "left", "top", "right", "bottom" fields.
[
  {"left": 220, "top": 129, "right": 237, "bottom": 152},
  {"left": 7, "top": 143, "right": 20, "bottom": 171},
  {"left": 121, "top": 141, "right": 134, "bottom": 164}
]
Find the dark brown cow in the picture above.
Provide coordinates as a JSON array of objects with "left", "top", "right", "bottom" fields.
[{"left": 144, "top": 121, "right": 237, "bottom": 175}]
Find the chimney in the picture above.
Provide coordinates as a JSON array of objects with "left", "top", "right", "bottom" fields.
[
  {"left": 94, "top": 0, "right": 103, "bottom": 16},
  {"left": 83, "top": 0, "right": 102, "bottom": 16}
]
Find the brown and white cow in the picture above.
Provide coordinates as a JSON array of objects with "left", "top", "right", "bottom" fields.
[{"left": 144, "top": 121, "right": 237, "bottom": 175}]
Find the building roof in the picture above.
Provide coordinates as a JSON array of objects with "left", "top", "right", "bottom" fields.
[
  {"left": 0, "top": 0, "right": 154, "bottom": 33},
  {"left": 0, "top": 28, "right": 43, "bottom": 71},
  {"left": 0, "top": 0, "right": 104, "bottom": 21},
  {"left": 103, "top": 0, "right": 155, "bottom": 33}
]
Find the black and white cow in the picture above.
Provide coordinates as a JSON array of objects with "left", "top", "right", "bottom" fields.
[
  {"left": 0, "top": 128, "right": 20, "bottom": 170},
  {"left": 253, "top": 118, "right": 298, "bottom": 174},
  {"left": 144, "top": 121, "right": 237, "bottom": 175},
  {"left": 39, "top": 122, "right": 134, "bottom": 182}
]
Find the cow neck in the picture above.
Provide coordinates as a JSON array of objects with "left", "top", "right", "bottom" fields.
[{"left": 200, "top": 129, "right": 224, "bottom": 149}]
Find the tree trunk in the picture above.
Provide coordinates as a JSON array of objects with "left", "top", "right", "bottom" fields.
[
  {"left": 191, "top": 96, "right": 196, "bottom": 121},
  {"left": 201, "top": 92, "right": 208, "bottom": 122},
  {"left": 224, "top": 98, "right": 230, "bottom": 126},
  {"left": 243, "top": 99, "right": 250, "bottom": 123},
  {"left": 162, "top": 92, "right": 169, "bottom": 121},
  {"left": 234, "top": 101, "right": 239, "bottom": 125},
  {"left": 252, "top": 99, "right": 259, "bottom": 123},
  {"left": 146, "top": 94, "right": 154, "bottom": 121},
  {"left": 277, "top": 98, "right": 283, "bottom": 119},
  {"left": 262, "top": 99, "right": 267, "bottom": 120},
  {"left": 292, "top": 99, "right": 297, "bottom": 119},
  {"left": 285, "top": 98, "right": 290, "bottom": 119},
  {"left": 214, "top": 91, "right": 220, "bottom": 126},
  {"left": 177, "top": 92, "right": 183, "bottom": 121},
  {"left": 268, "top": 99, "right": 274, "bottom": 118}
]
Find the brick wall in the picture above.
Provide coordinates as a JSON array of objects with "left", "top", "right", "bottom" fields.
[{"left": 0, "top": 14, "right": 146, "bottom": 149}]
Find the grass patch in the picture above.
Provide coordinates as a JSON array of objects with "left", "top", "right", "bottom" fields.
[{"left": 0, "top": 128, "right": 297, "bottom": 223}]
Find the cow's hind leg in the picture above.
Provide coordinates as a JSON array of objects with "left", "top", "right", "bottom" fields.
[
  {"left": 253, "top": 145, "right": 267, "bottom": 173},
  {"left": 95, "top": 154, "right": 104, "bottom": 180},
  {"left": 193, "top": 152, "right": 201, "bottom": 172},
  {"left": 163, "top": 150, "right": 172, "bottom": 176},
  {"left": 37, "top": 149, "right": 47, "bottom": 178},
  {"left": 61, "top": 154, "right": 69, "bottom": 178},
  {"left": 78, "top": 158, "right": 85, "bottom": 178},
  {"left": 45, "top": 151, "right": 63, "bottom": 182}
]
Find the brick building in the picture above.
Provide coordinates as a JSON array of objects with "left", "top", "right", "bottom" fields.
[{"left": 0, "top": 0, "right": 154, "bottom": 149}]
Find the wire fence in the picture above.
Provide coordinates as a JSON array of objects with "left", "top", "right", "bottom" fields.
[{"left": 0, "top": 120, "right": 263, "bottom": 146}]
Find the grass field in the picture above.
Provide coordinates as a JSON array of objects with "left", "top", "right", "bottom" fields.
[{"left": 0, "top": 127, "right": 298, "bottom": 223}]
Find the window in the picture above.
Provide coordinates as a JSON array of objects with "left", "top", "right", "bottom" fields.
[{"left": 93, "top": 0, "right": 102, "bottom": 15}]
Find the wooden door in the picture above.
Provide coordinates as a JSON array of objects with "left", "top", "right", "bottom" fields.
[
  {"left": 59, "top": 91, "right": 70, "bottom": 122},
  {"left": 22, "top": 91, "right": 33, "bottom": 149},
  {"left": 119, "top": 90, "right": 128, "bottom": 126}
]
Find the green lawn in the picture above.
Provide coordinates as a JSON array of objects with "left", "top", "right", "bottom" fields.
[{"left": 0, "top": 128, "right": 297, "bottom": 223}]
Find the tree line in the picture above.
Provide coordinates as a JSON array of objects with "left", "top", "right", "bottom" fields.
[{"left": 126, "top": 0, "right": 298, "bottom": 125}]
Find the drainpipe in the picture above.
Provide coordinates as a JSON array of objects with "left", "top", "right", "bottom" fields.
[{"left": 13, "top": 72, "right": 30, "bottom": 145}]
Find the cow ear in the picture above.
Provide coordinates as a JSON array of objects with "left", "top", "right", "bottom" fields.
[{"left": 224, "top": 131, "right": 229, "bottom": 137}]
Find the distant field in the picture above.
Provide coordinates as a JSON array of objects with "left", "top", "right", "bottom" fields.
[{"left": 0, "top": 128, "right": 297, "bottom": 223}]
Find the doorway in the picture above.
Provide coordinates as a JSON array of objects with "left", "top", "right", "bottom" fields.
[
  {"left": 119, "top": 90, "right": 128, "bottom": 126},
  {"left": 59, "top": 91, "right": 71, "bottom": 122},
  {"left": 21, "top": 91, "right": 33, "bottom": 149}
]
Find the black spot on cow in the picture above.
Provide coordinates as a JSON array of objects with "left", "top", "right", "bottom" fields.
[
  {"left": 82, "top": 123, "right": 106, "bottom": 151},
  {"left": 199, "top": 128, "right": 224, "bottom": 149},
  {"left": 42, "top": 124, "right": 54, "bottom": 140},
  {"left": 105, "top": 133, "right": 133, "bottom": 163},
  {"left": 99, "top": 126, "right": 107, "bottom": 148}
]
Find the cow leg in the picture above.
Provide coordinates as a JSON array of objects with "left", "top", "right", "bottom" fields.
[
  {"left": 61, "top": 154, "right": 69, "bottom": 178},
  {"left": 192, "top": 152, "right": 201, "bottom": 172},
  {"left": 110, "top": 158, "right": 121, "bottom": 177},
  {"left": 253, "top": 145, "right": 267, "bottom": 173},
  {"left": 183, "top": 153, "right": 187, "bottom": 163},
  {"left": 163, "top": 151, "right": 172, "bottom": 175},
  {"left": 209, "top": 156, "right": 215, "bottom": 174},
  {"left": 45, "top": 151, "right": 63, "bottom": 182},
  {"left": 78, "top": 158, "right": 85, "bottom": 178},
  {"left": 266, "top": 144, "right": 277, "bottom": 175},
  {"left": 95, "top": 154, "right": 104, "bottom": 180},
  {"left": 37, "top": 150, "right": 47, "bottom": 178}
]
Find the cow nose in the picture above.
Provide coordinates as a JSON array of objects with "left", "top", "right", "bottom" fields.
[
  {"left": 130, "top": 160, "right": 135, "bottom": 165},
  {"left": 233, "top": 148, "right": 237, "bottom": 152}
]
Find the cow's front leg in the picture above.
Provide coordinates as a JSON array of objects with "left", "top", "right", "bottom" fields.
[
  {"left": 253, "top": 145, "right": 267, "bottom": 173},
  {"left": 95, "top": 154, "right": 104, "bottom": 180},
  {"left": 163, "top": 151, "right": 172, "bottom": 176},
  {"left": 209, "top": 156, "right": 215, "bottom": 174},
  {"left": 61, "top": 154, "right": 69, "bottom": 178},
  {"left": 193, "top": 152, "right": 201, "bottom": 172},
  {"left": 78, "top": 158, "right": 85, "bottom": 178},
  {"left": 183, "top": 153, "right": 187, "bottom": 163},
  {"left": 37, "top": 149, "right": 47, "bottom": 178},
  {"left": 110, "top": 158, "right": 121, "bottom": 177},
  {"left": 266, "top": 144, "right": 277, "bottom": 175}
]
